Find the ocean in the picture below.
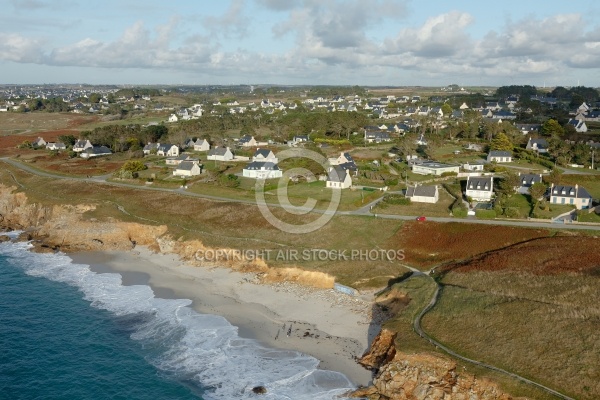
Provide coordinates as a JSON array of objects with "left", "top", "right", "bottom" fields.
[{"left": 0, "top": 236, "right": 353, "bottom": 400}]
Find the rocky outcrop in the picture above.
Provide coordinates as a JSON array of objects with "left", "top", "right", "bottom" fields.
[
  {"left": 352, "top": 349, "right": 517, "bottom": 400},
  {"left": 358, "top": 328, "right": 397, "bottom": 371}
]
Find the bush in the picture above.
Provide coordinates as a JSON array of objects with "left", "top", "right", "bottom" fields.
[
  {"left": 504, "top": 207, "right": 521, "bottom": 218},
  {"left": 219, "top": 173, "right": 240, "bottom": 188},
  {"left": 452, "top": 203, "right": 468, "bottom": 218},
  {"left": 475, "top": 209, "right": 497, "bottom": 219},
  {"left": 441, "top": 171, "right": 458, "bottom": 177}
]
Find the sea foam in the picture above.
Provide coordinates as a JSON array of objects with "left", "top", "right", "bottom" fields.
[{"left": 0, "top": 241, "right": 354, "bottom": 399}]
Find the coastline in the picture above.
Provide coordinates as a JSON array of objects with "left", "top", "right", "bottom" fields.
[{"left": 70, "top": 246, "right": 378, "bottom": 387}]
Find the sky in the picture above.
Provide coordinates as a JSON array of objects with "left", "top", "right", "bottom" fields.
[{"left": 2, "top": 0, "right": 600, "bottom": 87}]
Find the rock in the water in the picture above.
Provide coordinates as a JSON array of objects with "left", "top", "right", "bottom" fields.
[
  {"left": 17, "top": 232, "right": 32, "bottom": 241},
  {"left": 252, "top": 386, "right": 267, "bottom": 395},
  {"left": 0, "top": 235, "right": 11, "bottom": 242}
]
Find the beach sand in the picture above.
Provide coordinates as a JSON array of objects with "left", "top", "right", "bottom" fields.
[{"left": 70, "top": 246, "right": 379, "bottom": 387}]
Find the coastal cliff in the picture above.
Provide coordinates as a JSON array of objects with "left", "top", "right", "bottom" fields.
[{"left": 351, "top": 329, "right": 517, "bottom": 400}]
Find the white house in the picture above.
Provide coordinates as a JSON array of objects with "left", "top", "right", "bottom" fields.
[
  {"left": 487, "top": 150, "right": 512, "bottom": 163},
  {"left": 157, "top": 144, "right": 179, "bottom": 157},
  {"left": 193, "top": 139, "right": 211, "bottom": 152},
  {"left": 207, "top": 147, "right": 234, "bottom": 161},
  {"left": 242, "top": 161, "right": 282, "bottom": 179},
  {"left": 405, "top": 185, "right": 439, "bottom": 203},
  {"left": 73, "top": 139, "right": 93, "bottom": 153},
  {"left": 517, "top": 173, "right": 543, "bottom": 194},
  {"left": 143, "top": 143, "right": 159, "bottom": 155},
  {"left": 568, "top": 119, "right": 588, "bottom": 133},
  {"left": 549, "top": 184, "right": 592, "bottom": 210},
  {"left": 412, "top": 162, "right": 460, "bottom": 176},
  {"left": 33, "top": 137, "right": 47, "bottom": 148},
  {"left": 466, "top": 176, "right": 494, "bottom": 201},
  {"left": 166, "top": 154, "right": 198, "bottom": 166},
  {"left": 526, "top": 138, "right": 548, "bottom": 154},
  {"left": 252, "top": 149, "right": 278, "bottom": 164},
  {"left": 326, "top": 166, "right": 352, "bottom": 189},
  {"left": 462, "top": 161, "right": 485, "bottom": 172},
  {"left": 173, "top": 161, "right": 202, "bottom": 177},
  {"left": 46, "top": 142, "right": 66, "bottom": 151},
  {"left": 168, "top": 114, "right": 179, "bottom": 122},
  {"left": 239, "top": 135, "right": 258, "bottom": 147},
  {"left": 80, "top": 146, "right": 112, "bottom": 159}
]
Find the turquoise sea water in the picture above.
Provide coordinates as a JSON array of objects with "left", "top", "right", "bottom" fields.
[{"left": 0, "top": 238, "right": 353, "bottom": 400}]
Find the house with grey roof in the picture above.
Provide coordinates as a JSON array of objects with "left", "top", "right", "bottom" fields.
[
  {"left": 466, "top": 176, "right": 494, "bottom": 201},
  {"left": 550, "top": 184, "right": 592, "bottom": 210},
  {"left": 526, "top": 138, "right": 548, "bottom": 154},
  {"left": 487, "top": 150, "right": 512, "bottom": 163},
  {"left": 517, "top": 173, "right": 543, "bottom": 194},
  {"left": 242, "top": 161, "right": 282, "bottom": 179},
  {"left": 405, "top": 185, "right": 439, "bottom": 203},
  {"left": 412, "top": 161, "right": 460, "bottom": 176},
  {"left": 80, "top": 146, "right": 112, "bottom": 159},
  {"left": 326, "top": 166, "right": 352, "bottom": 189},
  {"left": 157, "top": 143, "right": 179, "bottom": 157},
  {"left": 193, "top": 139, "right": 210, "bottom": 152},
  {"left": 73, "top": 139, "right": 93, "bottom": 153},
  {"left": 238, "top": 135, "right": 257, "bottom": 147},
  {"left": 207, "top": 147, "right": 234, "bottom": 161},
  {"left": 173, "top": 161, "right": 202, "bottom": 177},
  {"left": 252, "top": 148, "right": 278, "bottom": 164}
]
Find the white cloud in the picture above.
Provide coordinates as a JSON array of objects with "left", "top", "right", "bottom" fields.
[{"left": 0, "top": 34, "right": 45, "bottom": 63}]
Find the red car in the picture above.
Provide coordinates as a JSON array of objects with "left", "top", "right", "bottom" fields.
[{"left": 416, "top": 216, "right": 426, "bottom": 221}]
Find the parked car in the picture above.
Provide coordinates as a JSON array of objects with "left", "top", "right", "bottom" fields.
[{"left": 416, "top": 216, "right": 426, "bottom": 221}]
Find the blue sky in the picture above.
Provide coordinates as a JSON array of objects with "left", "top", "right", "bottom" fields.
[{"left": 2, "top": 0, "right": 600, "bottom": 87}]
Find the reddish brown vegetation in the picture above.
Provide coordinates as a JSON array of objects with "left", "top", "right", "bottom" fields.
[
  {"left": 392, "top": 222, "right": 551, "bottom": 269},
  {"left": 440, "top": 236, "right": 600, "bottom": 276}
]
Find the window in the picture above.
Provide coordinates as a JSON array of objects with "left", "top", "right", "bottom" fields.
[
  {"left": 561, "top": 198, "right": 565, "bottom": 204},
  {"left": 570, "top": 198, "right": 574, "bottom": 205}
]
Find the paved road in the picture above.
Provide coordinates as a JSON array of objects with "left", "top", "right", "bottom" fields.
[
  {"left": 412, "top": 271, "right": 575, "bottom": 400},
  {"left": 3, "top": 157, "right": 600, "bottom": 232}
]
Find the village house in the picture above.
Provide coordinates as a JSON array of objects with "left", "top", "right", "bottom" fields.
[
  {"left": 33, "top": 137, "right": 47, "bottom": 148},
  {"left": 207, "top": 147, "right": 234, "bottom": 161},
  {"left": 405, "top": 185, "right": 439, "bottom": 203},
  {"left": 173, "top": 161, "right": 202, "bottom": 177},
  {"left": 326, "top": 166, "right": 352, "bottom": 189},
  {"left": 242, "top": 161, "right": 282, "bottom": 179},
  {"left": 526, "top": 138, "right": 548, "bottom": 154},
  {"left": 516, "top": 173, "right": 543, "bottom": 194},
  {"left": 166, "top": 154, "right": 198, "bottom": 166},
  {"left": 46, "top": 142, "right": 66, "bottom": 151},
  {"left": 567, "top": 119, "right": 588, "bottom": 133},
  {"left": 192, "top": 139, "right": 210, "bottom": 152},
  {"left": 157, "top": 144, "right": 179, "bottom": 157},
  {"left": 462, "top": 161, "right": 486, "bottom": 172},
  {"left": 80, "top": 146, "right": 112, "bottom": 159},
  {"left": 239, "top": 135, "right": 258, "bottom": 147},
  {"left": 412, "top": 161, "right": 460, "bottom": 176},
  {"left": 73, "top": 139, "right": 93, "bottom": 153},
  {"left": 549, "top": 184, "right": 592, "bottom": 210},
  {"left": 487, "top": 150, "right": 513, "bottom": 163},
  {"left": 143, "top": 143, "right": 159, "bottom": 155},
  {"left": 465, "top": 176, "right": 494, "bottom": 201},
  {"left": 252, "top": 149, "right": 278, "bottom": 164}
]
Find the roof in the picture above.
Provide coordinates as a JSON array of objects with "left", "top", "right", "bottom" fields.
[
  {"left": 85, "top": 146, "right": 112, "bottom": 155},
  {"left": 158, "top": 143, "right": 175, "bottom": 151},
  {"left": 488, "top": 150, "right": 512, "bottom": 157},
  {"left": 417, "top": 161, "right": 458, "bottom": 169},
  {"left": 406, "top": 185, "right": 437, "bottom": 198},
  {"left": 239, "top": 135, "right": 254, "bottom": 143},
  {"left": 254, "top": 149, "right": 273, "bottom": 158},
  {"left": 551, "top": 185, "right": 592, "bottom": 199},
  {"left": 327, "top": 166, "right": 348, "bottom": 183},
  {"left": 208, "top": 147, "right": 230, "bottom": 156},
  {"left": 338, "top": 161, "right": 357, "bottom": 171},
  {"left": 244, "top": 161, "right": 279, "bottom": 171},
  {"left": 518, "top": 173, "right": 543, "bottom": 186},
  {"left": 466, "top": 176, "right": 493, "bottom": 191},
  {"left": 176, "top": 161, "right": 198, "bottom": 171}
]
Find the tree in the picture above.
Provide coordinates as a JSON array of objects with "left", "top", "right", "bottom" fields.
[
  {"left": 490, "top": 132, "right": 513, "bottom": 151},
  {"left": 529, "top": 182, "right": 547, "bottom": 205},
  {"left": 121, "top": 160, "right": 147, "bottom": 173},
  {"left": 498, "top": 172, "right": 520, "bottom": 195},
  {"left": 58, "top": 135, "right": 76, "bottom": 146},
  {"left": 540, "top": 119, "right": 564, "bottom": 137},
  {"left": 441, "top": 104, "right": 452, "bottom": 116},
  {"left": 546, "top": 168, "right": 563, "bottom": 185}
]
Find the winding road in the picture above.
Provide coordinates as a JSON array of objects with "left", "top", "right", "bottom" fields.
[
  {"left": 2, "top": 157, "right": 600, "bottom": 232},
  {"left": 409, "top": 265, "right": 576, "bottom": 400}
]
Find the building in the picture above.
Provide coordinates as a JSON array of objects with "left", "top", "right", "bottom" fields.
[
  {"left": 207, "top": 147, "right": 234, "bottom": 161},
  {"left": 517, "top": 173, "right": 543, "bottom": 194},
  {"left": 462, "top": 161, "right": 486, "bottom": 172},
  {"left": 412, "top": 161, "right": 460, "bottom": 176},
  {"left": 192, "top": 139, "right": 210, "bottom": 152},
  {"left": 487, "top": 150, "right": 512, "bottom": 163},
  {"left": 173, "top": 161, "right": 202, "bottom": 177},
  {"left": 252, "top": 149, "right": 278, "bottom": 164},
  {"left": 326, "top": 166, "right": 352, "bottom": 189},
  {"left": 405, "top": 185, "right": 439, "bottom": 203},
  {"left": 239, "top": 135, "right": 257, "bottom": 147},
  {"left": 157, "top": 144, "right": 179, "bottom": 157},
  {"left": 80, "top": 146, "right": 112, "bottom": 159},
  {"left": 73, "top": 139, "right": 93, "bottom": 153},
  {"left": 465, "top": 176, "right": 494, "bottom": 201},
  {"left": 526, "top": 138, "right": 548, "bottom": 154},
  {"left": 242, "top": 161, "right": 282, "bottom": 179},
  {"left": 549, "top": 184, "right": 592, "bottom": 209}
]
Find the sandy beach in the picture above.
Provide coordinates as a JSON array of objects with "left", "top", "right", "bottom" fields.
[{"left": 70, "top": 246, "right": 379, "bottom": 387}]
